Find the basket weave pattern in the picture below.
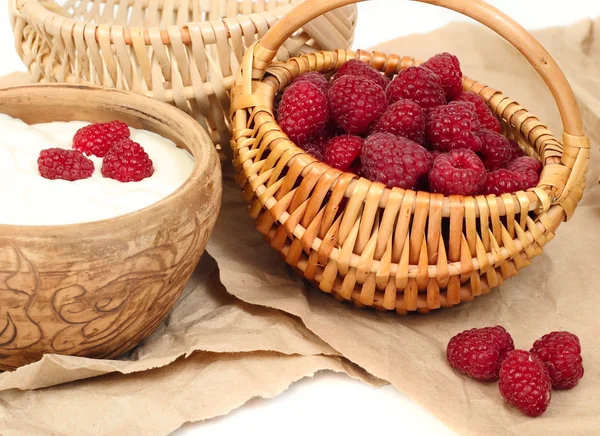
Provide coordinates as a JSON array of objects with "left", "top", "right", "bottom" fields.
[
  {"left": 10, "top": 0, "right": 357, "bottom": 147},
  {"left": 230, "top": 0, "right": 590, "bottom": 314}
]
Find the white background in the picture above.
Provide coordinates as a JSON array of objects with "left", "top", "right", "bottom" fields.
[{"left": 1, "top": 1, "right": 598, "bottom": 435}]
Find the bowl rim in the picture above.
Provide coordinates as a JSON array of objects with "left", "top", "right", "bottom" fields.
[{"left": 0, "top": 83, "right": 219, "bottom": 235}]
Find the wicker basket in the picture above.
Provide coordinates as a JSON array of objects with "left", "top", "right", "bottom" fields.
[
  {"left": 230, "top": 0, "right": 590, "bottom": 314},
  {"left": 9, "top": 0, "right": 357, "bottom": 150}
]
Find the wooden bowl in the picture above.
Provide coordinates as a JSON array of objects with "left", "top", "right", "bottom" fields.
[{"left": 0, "top": 84, "right": 222, "bottom": 371}]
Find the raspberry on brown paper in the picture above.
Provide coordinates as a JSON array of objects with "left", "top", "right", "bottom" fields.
[
  {"left": 446, "top": 326, "right": 515, "bottom": 381},
  {"left": 499, "top": 350, "right": 552, "bottom": 417},
  {"left": 530, "top": 331, "right": 584, "bottom": 390}
]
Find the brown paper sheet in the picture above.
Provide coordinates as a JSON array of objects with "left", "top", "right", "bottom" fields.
[
  {"left": 207, "top": 19, "right": 600, "bottom": 436},
  {"left": 0, "top": 353, "right": 362, "bottom": 436}
]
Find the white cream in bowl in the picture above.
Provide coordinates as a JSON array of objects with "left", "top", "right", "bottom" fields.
[{"left": 0, "top": 114, "right": 194, "bottom": 226}]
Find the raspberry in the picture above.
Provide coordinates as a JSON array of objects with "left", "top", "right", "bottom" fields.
[
  {"left": 446, "top": 326, "right": 515, "bottom": 380},
  {"left": 507, "top": 139, "right": 526, "bottom": 161},
  {"left": 506, "top": 156, "right": 542, "bottom": 174},
  {"left": 335, "top": 59, "right": 390, "bottom": 91},
  {"left": 293, "top": 72, "right": 330, "bottom": 95},
  {"left": 278, "top": 81, "right": 329, "bottom": 144},
  {"left": 101, "top": 139, "right": 154, "bottom": 182},
  {"left": 323, "top": 135, "right": 364, "bottom": 170},
  {"left": 387, "top": 66, "right": 446, "bottom": 111},
  {"left": 425, "top": 101, "right": 482, "bottom": 152},
  {"left": 530, "top": 331, "right": 584, "bottom": 390},
  {"left": 506, "top": 156, "right": 542, "bottom": 190},
  {"left": 329, "top": 75, "right": 387, "bottom": 135},
  {"left": 477, "top": 129, "right": 512, "bottom": 170},
  {"left": 499, "top": 350, "right": 552, "bottom": 417},
  {"left": 480, "top": 169, "right": 523, "bottom": 195},
  {"left": 72, "top": 120, "right": 130, "bottom": 158},
  {"left": 454, "top": 92, "right": 501, "bottom": 133},
  {"left": 298, "top": 142, "right": 324, "bottom": 160},
  {"left": 361, "top": 132, "right": 432, "bottom": 189},
  {"left": 37, "top": 148, "right": 95, "bottom": 181},
  {"left": 422, "top": 52, "right": 463, "bottom": 99},
  {"left": 428, "top": 148, "right": 487, "bottom": 196},
  {"left": 371, "top": 99, "right": 425, "bottom": 144},
  {"left": 518, "top": 171, "right": 540, "bottom": 190}
]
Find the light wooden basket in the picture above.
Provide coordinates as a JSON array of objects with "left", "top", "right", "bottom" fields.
[
  {"left": 230, "top": 0, "right": 590, "bottom": 314},
  {"left": 9, "top": 0, "right": 357, "bottom": 149}
]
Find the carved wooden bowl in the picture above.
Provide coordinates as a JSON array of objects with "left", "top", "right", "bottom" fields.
[{"left": 0, "top": 84, "right": 222, "bottom": 371}]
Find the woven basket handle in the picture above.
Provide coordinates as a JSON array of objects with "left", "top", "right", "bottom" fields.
[{"left": 250, "top": 0, "right": 589, "bottom": 205}]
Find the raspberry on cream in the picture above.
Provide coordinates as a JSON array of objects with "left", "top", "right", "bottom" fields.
[{"left": 0, "top": 114, "right": 194, "bottom": 226}]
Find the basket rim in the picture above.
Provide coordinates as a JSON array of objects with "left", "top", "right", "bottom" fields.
[
  {"left": 14, "top": 0, "right": 305, "bottom": 46},
  {"left": 232, "top": 48, "right": 566, "bottom": 218}
]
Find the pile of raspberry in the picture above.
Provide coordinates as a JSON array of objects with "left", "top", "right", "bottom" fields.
[
  {"left": 276, "top": 54, "right": 542, "bottom": 196},
  {"left": 37, "top": 120, "right": 154, "bottom": 183},
  {"left": 447, "top": 326, "right": 584, "bottom": 417}
]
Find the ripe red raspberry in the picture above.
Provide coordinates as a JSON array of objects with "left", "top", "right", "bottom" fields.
[
  {"left": 293, "top": 72, "right": 330, "bottom": 95},
  {"left": 278, "top": 81, "right": 329, "bottom": 144},
  {"left": 446, "top": 326, "right": 515, "bottom": 380},
  {"left": 530, "top": 331, "right": 584, "bottom": 390},
  {"left": 506, "top": 156, "right": 542, "bottom": 174},
  {"left": 480, "top": 169, "right": 523, "bottom": 195},
  {"left": 101, "top": 139, "right": 154, "bottom": 182},
  {"left": 425, "top": 101, "right": 482, "bottom": 152},
  {"left": 499, "top": 350, "right": 552, "bottom": 417},
  {"left": 506, "top": 156, "right": 542, "bottom": 190},
  {"left": 507, "top": 139, "right": 526, "bottom": 161},
  {"left": 361, "top": 132, "right": 432, "bottom": 189},
  {"left": 335, "top": 59, "right": 390, "bottom": 91},
  {"left": 518, "top": 171, "right": 540, "bottom": 190},
  {"left": 454, "top": 91, "right": 501, "bottom": 133},
  {"left": 422, "top": 52, "right": 463, "bottom": 99},
  {"left": 37, "top": 148, "right": 95, "bottom": 181},
  {"left": 323, "top": 135, "right": 364, "bottom": 170},
  {"left": 386, "top": 66, "right": 446, "bottom": 111},
  {"left": 72, "top": 120, "right": 130, "bottom": 158},
  {"left": 299, "top": 142, "right": 324, "bottom": 160},
  {"left": 371, "top": 99, "right": 425, "bottom": 144},
  {"left": 428, "top": 148, "right": 487, "bottom": 196},
  {"left": 329, "top": 75, "right": 387, "bottom": 135},
  {"left": 477, "top": 129, "right": 512, "bottom": 170}
]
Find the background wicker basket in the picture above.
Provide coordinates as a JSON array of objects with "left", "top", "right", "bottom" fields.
[
  {"left": 9, "top": 0, "right": 357, "bottom": 150},
  {"left": 230, "top": 0, "right": 590, "bottom": 314}
]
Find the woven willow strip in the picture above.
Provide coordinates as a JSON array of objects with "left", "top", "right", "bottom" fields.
[
  {"left": 10, "top": 0, "right": 357, "bottom": 149},
  {"left": 230, "top": 0, "right": 590, "bottom": 314}
]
